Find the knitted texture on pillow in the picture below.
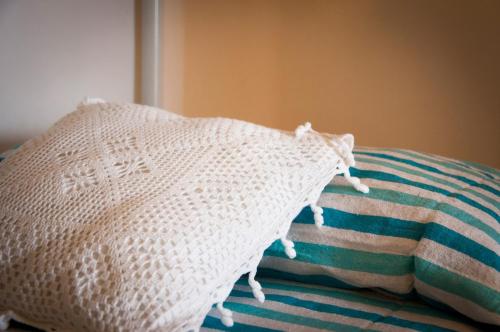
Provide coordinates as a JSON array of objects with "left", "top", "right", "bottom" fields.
[{"left": 0, "top": 101, "right": 366, "bottom": 332}]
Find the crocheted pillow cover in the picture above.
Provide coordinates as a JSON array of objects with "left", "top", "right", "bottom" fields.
[{"left": 0, "top": 101, "right": 366, "bottom": 332}]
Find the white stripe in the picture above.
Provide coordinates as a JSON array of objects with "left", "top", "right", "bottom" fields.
[
  {"left": 225, "top": 292, "right": 409, "bottom": 331},
  {"left": 241, "top": 283, "right": 480, "bottom": 332},
  {"left": 355, "top": 152, "right": 500, "bottom": 205},
  {"left": 355, "top": 148, "right": 500, "bottom": 192},
  {"left": 199, "top": 327, "right": 220, "bottom": 332},
  {"left": 334, "top": 176, "right": 497, "bottom": 231},
  {"left": 289, "top": 223, "right": 418, "bottom": 255},
  {"left": 393, "top": 148, "right": 499, "bottom": 183},
  {"left": 258, "top": 278, "right": 409, "bottom": 303},
  {"left": 355, "top": 158, "right": 499, "bottom": 214},
  {"left": 354, "top": 148, "right": 500, "bottom": 201},
  {"left": 319, "top": 192, "right": 499, "bottom": 252},
  {"left": 394, "top": 311, "right": 481, "bottom": 332},
  {"left": 233, "top": 283, "right": 393, "bottom": 317},
  {"left": 204, "top": 308, "right": 323, "bottom": 331},
  {"left": 236, "top": 278, "right": 482, "bottom": 331},
  {"left": 415, "top": 239, "right": 499, "bottom": 291},
  {"left": 414, "top": 279, "right": 500, "bottom": 325}
]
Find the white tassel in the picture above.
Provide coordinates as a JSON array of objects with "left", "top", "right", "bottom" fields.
[
  {"left": 248, "top": 269, "right": 265, "bottom": 303},
  {"left": 280, "top": 237, "right": 297, "bottom": 259},
  {"left": 330, "top": 137, "right": 355, "bottom": 167},
  {"left": 310, "top": 203, "right": 324, "bottom": 228},
  {"left": 344, "top": 168, "right": 369, "bottom": 193},
  {"left": 295, "top": 122, "right": 312, "bottom": 138},
  {"left": 217, "top": 302, "right": 234, "bottom": 327}
]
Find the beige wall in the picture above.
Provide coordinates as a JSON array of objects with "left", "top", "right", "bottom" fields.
[
  {"left": 0, "top": 0, "right": 136, "bottom": 151},
  {"left": 161, "top": 0, "right": 500, "bottom": 167}
]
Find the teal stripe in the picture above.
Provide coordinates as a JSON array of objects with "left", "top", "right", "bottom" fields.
[
  {"left": 245, "top": 279, "right": 454, "bottom": 321},
  {"left": 359, "top": 147, "right": 499, "bottom": 184},
  {"left": 295, "top": 206, "right": 424, "bottom": 240},
  {"left": 237, "top": 278, "right": 404, "bottom": 310},
  {"left": 257, "top": 267, "right": 357, "bottom": 290},
  {"left": 230, "top": 290, "right": 455, "bottom": 332},
  {"left": 258, "top": 267, "right": 416, "bottom": 299},
  {"left": 380, "top": 149, "right": 497, "bottom": 183},
  {"left": 449, "top": 160, "right": 497, "bottom": 181},
  {"left": 295, "top": 207, "right": 498, "bottom": 271},
  {"left": 264, "top": 240, "right": 413, "bottom": 276},
  {"left": 224, "top": 301, "right": 371, "bottom": 332},
  {"left": 351, "top": 168, "right": 499, "bottom": 221},
  {"left": 415, "top": 257, "right": 500, "bottom": 313},
  {"left": 355, "top": 152, "right": 500, "bottom": 196},
  {"left": 463, "top": 160, "right": 500, "bottom": 179},
  {"left": 422, "top": 223, "right": 499, "bottom": 272},
  {"left": 418, "top": 294, "right": 499, "bottom": 331},
  {"left": 324, "top": 185, "right": 500, "bottom": 244},
  {"left": 356, "top": 156, "right": 500, "bottom": 210},
  {"left": 202, "top": 315, "right": 280, "bottom": 331}
]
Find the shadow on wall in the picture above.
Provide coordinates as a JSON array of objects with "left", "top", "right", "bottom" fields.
[{"left": 162, "top": 0, "right": 500, "bottom": 167}]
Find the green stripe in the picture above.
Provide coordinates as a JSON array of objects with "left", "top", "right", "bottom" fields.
[
  {"left": 225, "top": 301, "right": 371, "bottom": 332},
  {"left": 415, "top": 257, "right": 500, "bottom": 313},
  {"left": 356, "top": 156, "right": 500, "bottom": 210},
  {"left": 324, "top": 185, "right": 500, "bottom": 244},
  {"left": 264, "top": 240, "right": 413, "bottom": 276}
]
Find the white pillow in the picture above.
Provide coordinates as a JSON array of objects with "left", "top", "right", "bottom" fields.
[{"left": 0, "top": 101, "right": 366, "bottom": 331}]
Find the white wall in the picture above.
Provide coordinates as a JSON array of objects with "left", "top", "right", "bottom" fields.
[{"left": 0, "top": 0, "right": 136, "bottom": 150}]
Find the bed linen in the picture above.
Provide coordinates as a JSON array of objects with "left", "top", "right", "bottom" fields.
[
  {"left": 1, "top": 146, "right": 496, "bottom": 332},
  {"left": 260, "top": 147, "right": 499, "bottom": 324},
  {"left": 201, "top": 277, "right": 484, "bottom": 331}
]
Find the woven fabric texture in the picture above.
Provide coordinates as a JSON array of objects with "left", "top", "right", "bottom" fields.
[
  {"left": 260, "top": 147, "right": 499, "bottom": 325},
  {"left": 0, "top": 101, "right": 363, "bottom": 331}
]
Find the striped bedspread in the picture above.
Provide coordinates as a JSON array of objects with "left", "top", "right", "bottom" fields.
[
  {"left": 201, "top": 277, "right": 483, "bottom": 331},
  {"left": 260, "top": 147, "right": 499, "bottom": 324}
]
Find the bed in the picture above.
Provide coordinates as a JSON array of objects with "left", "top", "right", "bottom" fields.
[
  {"left": 2, "top": 145, "right": 496, "bottom": 332},
  {"left": 201, "top": 276, "right": 490, "bottom": 331},
  {"left": 1, "top": 102, "right": 498, "bottom": 331}
]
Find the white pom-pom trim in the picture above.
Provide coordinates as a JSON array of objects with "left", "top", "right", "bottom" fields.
[
  {"left": 310, "top": 203, "right": 324, "bottom": 228},
  {"left": 295, "top": 122, "right": 312, "bottom": 139},
  {"left": 216, "top": 302, "right": 234, "bottom": 327},
  {"left": 344, "top": 169, "right": 370, "bottom": 193},
  {"left": 280, "top": 237, "right": 297, "bottom": 259},
  {"left": 248, "top": 269, "right": 265, "bottom": 303}
]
